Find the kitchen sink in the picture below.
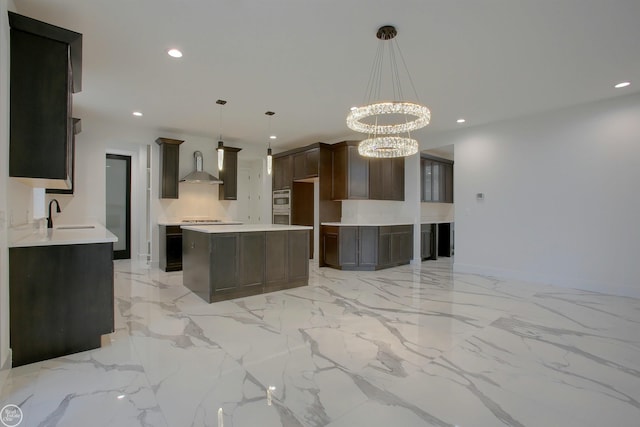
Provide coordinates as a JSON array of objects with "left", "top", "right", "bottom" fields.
[{"left": 56, "top": 225, "right": 96, "bottom": 230}]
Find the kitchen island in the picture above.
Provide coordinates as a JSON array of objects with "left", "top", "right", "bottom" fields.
[
  {"left": 9, "top": 224, "right": 117, "bottom": 366},
  {"left": 182, "top": 224, "right": 312, "bottom": 303}
]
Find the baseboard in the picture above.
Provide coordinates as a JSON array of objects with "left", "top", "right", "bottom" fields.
[
  {"left": 453, "top": 262, "right": 640, "bottom": 299},
  {"left": 0, "top": 348, "right": 12, "bottom": 370}
]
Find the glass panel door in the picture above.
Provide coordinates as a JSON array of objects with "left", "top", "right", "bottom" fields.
[{"left": 106, "top": 154, "right": 131, "bottom": 259}]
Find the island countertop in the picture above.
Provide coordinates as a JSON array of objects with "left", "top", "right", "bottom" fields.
[
  {"left": 9, "top": 223, "right": 118, "bottom": 248},
  {"left": 181, "top": 224, "right": 313, "bottom": 233},
  {"left": 158, "top": 220, "right": 242, "bottom": 226}
]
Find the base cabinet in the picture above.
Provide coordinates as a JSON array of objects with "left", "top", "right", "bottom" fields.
[
  {"left": 159, "top": 225, "right": 183, "bottom": 271},
  {"left": 9, "top": 243, "right": 114, "bottom": 367},
  {"left": 183, "top": 230, "right": 309, "bottom": 303},
  {"left": 321, "top": 225, "right": 413, "bottom": 270},
  {"left": 420, "top": 224, "right": 436, "bottom": 260}
]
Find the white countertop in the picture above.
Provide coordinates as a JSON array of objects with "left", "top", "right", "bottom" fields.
[
  {"left": 321, "top": 222, "right": 414, "bottom": 227},
  {"left": 181, "top": 224, "right": 313, "bottom": 233},
  {"left": 322, "top": 221, "right": 453, "bottom": 226},
  {"left": 158, "top": 220, "right": 242, "bottom": 226},
  {"left": 9, "top": 223, "right": 118, "bottom": 248}
]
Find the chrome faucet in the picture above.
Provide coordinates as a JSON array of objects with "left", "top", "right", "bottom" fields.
[{"left": 47, "top": 199, "right": 61, "bottom": 229}]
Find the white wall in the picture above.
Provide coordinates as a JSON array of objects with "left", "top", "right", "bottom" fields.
[{"left": 426, "top": 93, "right": 640, "bottom": 297}]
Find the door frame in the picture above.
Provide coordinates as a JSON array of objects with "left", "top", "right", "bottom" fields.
[{"left": 106, "top": 153, "right": 131, "bottom": 260}]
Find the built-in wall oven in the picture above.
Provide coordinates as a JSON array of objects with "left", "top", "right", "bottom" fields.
[{"left": 272, "top": 189, "right": 291, "bottom": 225}]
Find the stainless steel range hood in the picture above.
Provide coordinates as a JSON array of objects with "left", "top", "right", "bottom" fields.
[{"left": 180, "top": 151, "right": 223, "bottom": 184}]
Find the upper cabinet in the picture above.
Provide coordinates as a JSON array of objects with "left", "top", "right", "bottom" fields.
[
  {"left": 293, "top": 148, "right": 319, "bottom": 181},
  {"left": 331, "top": 143, "right": 368, "bottom": 200},
  {"left": 156, "top": 137, "right": 183, "bottom": 199},
  {"left": 369, "top": 157, "right": 404, "bottom": 201},
  {"left": 273, "top": 155, "right": 293, "bottom": 190},
  {"left": 421, "top": 155, "right": 454, "bottom": 203},
  {"left": 46, "top": 118, "right": 81, "bottom": 195},
  {"left": 9, "top": 12, "right": 82, "bottom": 190},
  {"left": 331, "top": 141, "right": 404, "bottom": 201},
  {"left": 219, "top": 147, "right": 242, "bottom": 200}
]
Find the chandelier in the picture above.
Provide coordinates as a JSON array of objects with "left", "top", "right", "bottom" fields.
[{"left": 346, "top": 25, "right": 430, "bottom": 158}]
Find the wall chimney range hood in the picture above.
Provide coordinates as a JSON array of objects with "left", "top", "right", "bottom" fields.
[{"left": 180, "top": 151, "right": 223, "bottom": 184}]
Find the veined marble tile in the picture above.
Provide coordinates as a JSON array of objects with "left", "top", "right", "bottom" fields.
[{"left": 3, "top": 258, "right": 639, "bottom": 427}]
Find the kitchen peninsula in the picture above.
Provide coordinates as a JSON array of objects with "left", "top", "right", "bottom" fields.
[
  {"left": 182, "top": 224, "right": 312, "bottom": 302},
  {"left": 9, "top": 224, "right": 117, "bottom": 366},
  {"left": 321, "top": 222, "right": 414, "bottom": 270}
]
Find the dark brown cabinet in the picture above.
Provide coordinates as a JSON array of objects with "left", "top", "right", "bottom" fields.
[
  {"left": 332, "top": 143, "right": 369, "bottom": 200},
  {"left": 420, "top": 223, "right": 435, "bottom": 260},
  {"left": 183, "top": 229, "right": 309, "bottom": 302},
  {"left": 273, "top": 155, "right": 293, "bottom": 190},
  {"left": 293, "top": 148, "right": 319, "bottom": 181},
  {"left": 331, "top": 141, "right": 404, "bottom": 201},
  {"left": 46, "top": 118, "right": 81, "bottom": 195},
  {"left": 219, "top": 146, "right": 242, "bottom": 200},
  {"left": 156, "top": 138, "right": 183, "bottom": 199},
  {"left": 9, "top": 243, "right": 114, "bottom": 367},
  {"left": 369, "top": 157, "right": 405, "bottom": 201},
  {"left": 421, "top": 155, "right": 454, "bottom": 203},
  {"left": 379, "top": 225, "right": 413, "bottom": 267},
  {"left": 9, "top": 12, "right": 82, "bottom": 190},
  {"left": 159, "top": 225, "right": 183, "bottom": 271},
  {"left": 321, "top": 225, "right": 413, "bottom": 270}
]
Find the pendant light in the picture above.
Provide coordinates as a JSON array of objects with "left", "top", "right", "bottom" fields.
[
  {"left": 265, "top": 111, "right": 275, "bottom": 175},
  {"left": 216, "top": 99, "right": 227, "bottom": 171},
  {"left": 346, "top": 25, "right": 430, "bottom": 158}
]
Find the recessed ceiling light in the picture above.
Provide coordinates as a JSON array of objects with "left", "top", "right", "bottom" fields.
[
  {"left": 350, "top": 106, "right": 357, "bottom": 111},
  {"left": 167, "top": 48, "right": 183, "bottom": 58},
  {"left": 270, "top": 135, "right": 277, "bottom": 140},
  {"left": 614, "top": 81, "right": 631, "bottom": 89},
  {"left": 456, "top": 118, "right": 466, "bottom": 123},
  {"left": 117, "top": 394, "right": 126, "bottom": 400},
  {"left": 132, "top": 111, "right": 143, "bottom": 117}
]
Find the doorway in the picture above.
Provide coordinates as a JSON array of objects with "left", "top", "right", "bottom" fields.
[{"left": 106, "top": 154, "right": 131, "bottom": 259}]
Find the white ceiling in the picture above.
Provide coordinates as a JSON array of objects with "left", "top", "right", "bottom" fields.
[{"left": 13, "top": 0, "right": 640, "bottom": 158}]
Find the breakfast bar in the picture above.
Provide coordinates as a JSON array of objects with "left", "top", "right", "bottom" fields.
[{"left": 182, "top": 224, "right": 312, "bottom": 302}]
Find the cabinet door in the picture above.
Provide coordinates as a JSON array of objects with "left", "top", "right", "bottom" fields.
[
  {"left": 339, "top": 226, "right": 358, "bottom": 268},
  {"left": 10, "top": 29, "right": 71, "bottom": 185},
  {"left": 156, "top": 138, "right": 183, "bottom": 199},
  {"left": 322, "top": 226, "right": 340, "bottom": 267},
  {"left": 370, "top": 158, "right": 404, "bottom": 200},
  {"left": 358, "top": 227, "right": 378, "bottom": 268},
  {"left": 378, "top": 227, "right": 392, "bottom": 266},
  {"left": 239, "top": 232, "right": 265, "bottom": 289},
  {"left": 332, "top": 145, "right": 368, "bottom": 200},
  {"left": 348, "top": 146, "right": 369, "bottom": 199},
  {"left": 273, "top": 155, "right": 293, "bottom": 190},
  {"left": 288, "top": 230, "right": 310, "bottom": 283},
  {"left": 368, "top": 158, "right": 384, "bottom": 200},
  {"left": 219, "top": 148, "right": 240, "bottom": 200},
  {"left": 266, "top": 231, "right": 288, "bottom": 286},
  {"left": 390, "top": 157, "right": 405, "bottom": 200},
  {"left": 293, "top": 148, "right": 320, "bottom": 181},
  {"left": 211, "top": 234, "right": 239, "bottom": 292},
  {"left": 420, "top": 224, "right": 434, "bottom": 260},
  {"left": 305, "top": 148, "right": 320, "bottom": 178}
]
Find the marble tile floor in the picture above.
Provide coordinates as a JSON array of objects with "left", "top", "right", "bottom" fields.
[{"left": 1, "top": 258, "right": 640, "bottom": 426}]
